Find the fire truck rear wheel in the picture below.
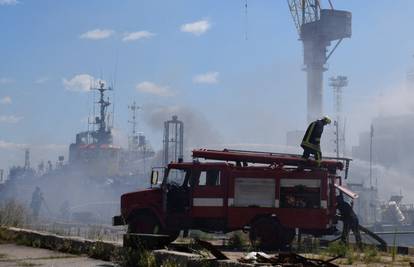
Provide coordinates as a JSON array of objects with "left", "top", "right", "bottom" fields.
[{"left": 249, "top": 217, "right": 285, "bottom": 251}]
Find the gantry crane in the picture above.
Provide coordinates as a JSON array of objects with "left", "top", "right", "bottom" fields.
[{"left": 287, "top": 0, "right": 351, "bottom": 122}]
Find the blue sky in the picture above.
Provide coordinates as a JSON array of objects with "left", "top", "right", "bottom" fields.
[{"left": 1, "top": 0, "right": 414, "bottom": 168}]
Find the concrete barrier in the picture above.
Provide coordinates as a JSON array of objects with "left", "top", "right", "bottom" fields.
[
  {"left": 6, "top": 226, "right": 412, "bottom": 266},
  {"left": 0, "top": 226, "right": 254, "bottom": 266}
]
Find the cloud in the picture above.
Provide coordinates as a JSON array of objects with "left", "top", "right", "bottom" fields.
[
  {"left": 0, "top": 0, "right": 19, "bottom": 5},
  {"left": 38, "top": 143, "right": 67, "bottom": 150},
  {"left": 180, "top": 19, "right": 210, "bottom": 36},
  {"left": 193, "top": 71, "right": 219, "bottom": 84},
  {"left": 0, "top": 96, "right": 12, "bottom": 104},
  {"left": 136, "top": 81, "right": 174, "bottom": 97},
  {"left": 122, "top": 31, "right": 155, "bottom": 42},
  {"left": 34, "top": 77, "right": 49, "bottom": 84},
  {"left": 0, "top": 140, "right": 25, "bottom": 149},
  {"left": 0, "top": 140, "right": 65, "bottom": 151},
  {"left": 80, "top": 29, "right": 114, "bottom": 40},
  {"left": 0, "top": 115, "right": 23, "bottom": 123},
  {"left": 0, "top": 78, "right": 13, "bottom": 84},
  {"left": 63, "top": 74, "right": 103, "bottom": 92}
]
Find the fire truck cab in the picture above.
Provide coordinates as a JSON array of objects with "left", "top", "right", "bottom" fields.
[{"left": 114, "top": 149, "right": 352, "bottom": 249}]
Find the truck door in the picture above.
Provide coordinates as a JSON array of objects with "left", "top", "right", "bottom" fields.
[{"left": 190, "top": 167, "right": 226, "bottom": 230}]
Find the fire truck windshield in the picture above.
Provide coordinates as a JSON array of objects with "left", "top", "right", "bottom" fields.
[{"left": 164, "top": 168, "right": 187, "bottom": 186}]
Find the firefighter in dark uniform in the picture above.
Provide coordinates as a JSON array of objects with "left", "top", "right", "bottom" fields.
[
  {"left": 336, "top": 194, "right": 363, "bottom": 249},
  {"left": 30, "top": 186, "right": 43, "bottom": 218},
  {"left": 301, "top": 116, "right": 331, "bottom": 166}
]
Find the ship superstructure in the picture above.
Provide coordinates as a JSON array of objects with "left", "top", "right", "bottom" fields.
[{"left": 69, "top": 81, "right": 121, "bottom": 177}]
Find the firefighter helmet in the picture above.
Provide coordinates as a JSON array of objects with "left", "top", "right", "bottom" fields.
[{"left": 322, "top": 116, "right": 332, "bottom": 125}]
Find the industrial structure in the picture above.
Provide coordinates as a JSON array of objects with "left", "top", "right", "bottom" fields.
[
  {"left": 330, "top": 75, "right": 348, "bottom": 157},
  {"left": 287, "top": 0, "right": 352, "bottom": 122},
  {"left": 163, "top": 115, "right": 184, "bottom": 166},
  {"left": 128, "top": 101, "right": 141, "bottom": 153},
  {"left": 125, "top": 101, "right": 154, "bottom": 175}
]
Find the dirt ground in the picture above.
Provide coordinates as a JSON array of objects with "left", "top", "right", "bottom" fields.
[{"left": 0, "top": 243, "right": 115, "bottom": 267}]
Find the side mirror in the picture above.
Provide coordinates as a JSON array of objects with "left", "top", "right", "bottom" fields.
[{"left": 150, "top": 170, "right": 159, "bottom": 185}]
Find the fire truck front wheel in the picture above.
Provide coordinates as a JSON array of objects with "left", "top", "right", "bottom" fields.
[
  {"left": 128, "top": 212, "right": 180, "bottom": 243},
  {"left": 249, "top": 217, "right": 287, "bottom": 251},
  {"left": 128, "top": 212, "right": 162, "bottom": 235}
]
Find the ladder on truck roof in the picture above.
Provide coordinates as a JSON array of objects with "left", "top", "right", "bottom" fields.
[{"left": 192, "top": 148, "right": 351, "bottom": 178}]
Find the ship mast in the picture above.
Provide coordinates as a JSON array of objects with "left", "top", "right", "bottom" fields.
[{"left": 91, "top": 81, "right": 113, "bottom": 145}]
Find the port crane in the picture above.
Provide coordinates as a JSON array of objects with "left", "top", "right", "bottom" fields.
[{"left": 287, "top": 0, "right": 351, "bottom": 122}]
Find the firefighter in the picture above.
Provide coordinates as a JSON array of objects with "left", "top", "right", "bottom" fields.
[
  {"left": 30, "top": 186, "right": 43, "bottom": 218},
  {"left": 301, "top": 116, "right": 331, "bottom": 167},
  {"left": 336, "top": 194, "right": 363, "bottom": 249}
]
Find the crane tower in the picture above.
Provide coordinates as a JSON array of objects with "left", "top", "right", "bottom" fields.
[{"left": 287, "top": 0, "right": 351, "bottom": 122}]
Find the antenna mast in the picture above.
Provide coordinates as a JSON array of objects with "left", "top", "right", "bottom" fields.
[{"left": 90, "top": 81, "right": 113, "bottom": 145}]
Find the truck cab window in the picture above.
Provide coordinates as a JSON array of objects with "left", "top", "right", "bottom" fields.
[
  {"left": 198, "top": 170, "right": 220, "bottom": 186},
  {"left": 165, "top": 169, "right": 187, "bottom": 186}
]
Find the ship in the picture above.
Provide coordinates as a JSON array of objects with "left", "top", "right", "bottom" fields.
[{"left": 0, "top": 82, "right": 156, "bottom": 224}]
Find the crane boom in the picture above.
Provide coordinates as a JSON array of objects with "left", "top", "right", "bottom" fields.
[{"left": 287, "top": 0, "right": 321, "bottom": 33}]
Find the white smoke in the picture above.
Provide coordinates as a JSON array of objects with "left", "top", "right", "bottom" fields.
[
  {"left": 348, "top": 159, "right": 414, "bottom": 204},
  {"left": 345, "top": 81, "right": 414, "bottom": 203},
  {"left": 142, "top": 104, "right": 221, "bottom": 148}
]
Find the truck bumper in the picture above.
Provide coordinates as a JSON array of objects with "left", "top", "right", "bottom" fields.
[{"left": 112, "top": 215, "right": 126, "bottom": 226}]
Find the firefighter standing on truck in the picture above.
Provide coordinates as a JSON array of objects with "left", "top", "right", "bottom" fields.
[
  {"left": 336, "top": 194, "right": 363, "bottom": 249},
  {"left": 301, "top": 116, "right": 331, "bottom": 166}
]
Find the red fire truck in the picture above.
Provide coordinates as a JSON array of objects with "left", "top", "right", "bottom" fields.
[{"left": 113, "top": 149, "right": 354, "bottom": 249}]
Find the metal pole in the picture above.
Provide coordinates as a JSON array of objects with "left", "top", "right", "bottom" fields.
[
  {"left": 174, "top": 122, "right": 178, "bottom": 162},
  {"left": 335, "top": 121, "right": 339, "bottom": 158},
  {"left": 143, "top": 146, "right": 146, "bottom": 181},
  {"left": 369, "top": 125, "right": 373, "bottom": 188}
]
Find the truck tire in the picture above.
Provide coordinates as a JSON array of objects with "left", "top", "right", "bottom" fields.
[
  {"left": 128, "top": 212, "right": 161, "bottom": 234},
  {"left": 128, "top": 212, "right": 180, "bottom": 244},
  {"left": 249, "top": 217, "right": 285, "bottom": 251}
]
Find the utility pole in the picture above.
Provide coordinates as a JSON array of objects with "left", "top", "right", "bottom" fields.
[
  {"left": 369, "top": 124, "right": 374, "bottom": 188},
  {"left": 334, "top": 120, "right": 339, "bottom": 158}
]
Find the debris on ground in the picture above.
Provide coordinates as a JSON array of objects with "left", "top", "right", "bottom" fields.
[
  {"left": 239, "top": 251, "right": 340, "bottom": 267},
  {"left": 195, "top": 238, "right": 229, "bottom": 260}
]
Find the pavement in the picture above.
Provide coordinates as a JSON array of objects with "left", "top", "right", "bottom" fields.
[{"left": 0, "top": 243, "right": 116, "bottom": 267}]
